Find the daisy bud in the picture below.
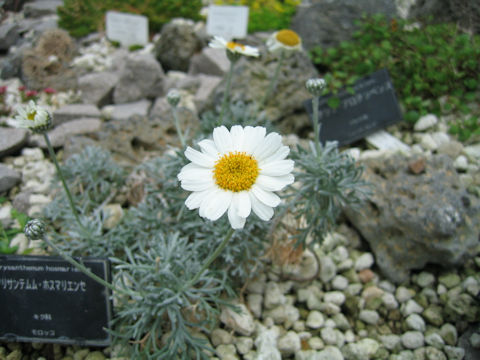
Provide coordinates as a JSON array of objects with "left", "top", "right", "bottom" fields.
[
  {"left": 24, "top": 219, "right": 46, "bottom": 240},
  {"left": 167, "top": 89, "right": 181, "bottom": 108},
  {"left": 306, "top": 78, "right": 327, "bottom": 96}
]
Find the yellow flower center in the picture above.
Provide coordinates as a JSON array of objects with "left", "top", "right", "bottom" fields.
[
  {"left": 226, "top": 41, "right": 245, "bottom": 52},
  {"left": 214, "top": 152, "right": 259, "bottom": 192},
  {"left": 27, "top": 111, "right": 36, "bottom": 121},
  {"left": 276, "top": 30, "right": 301, "bottom": 46}
]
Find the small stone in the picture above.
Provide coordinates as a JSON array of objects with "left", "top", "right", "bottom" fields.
[
  {"left": 420, "top": 133, "right": 438, "bottom": 151},
  {"left": 331, "top": 275, "right": 349, "bottom": 290},
  {"left": 323, "top": 291, "right": 346, "bottom": 306},
  {"left": 416, "top": 272, "right": 435, "bottom": 288},
  {"left": 443, "top": 345, "right": 465, "bottom": 360},
  {"left": 409, "top": 158, "right": 426, "bottom": 174},
  {"left": 355, "top": 253, "right": 374, "bottom": 271},
  {"left": 6, "top": 350, "right": 22, "bottom": 360},
  {"left": 220, "top": 303, "right": 255, "bottom": 336},
  {"left": 84, "top": 351, "right": 105, "bottom": 360},
  {"left": 425, "top": 346, "right": 447, "bottom": 360},
  {"left": 380, "top": 334, "right": 402, "bottom": 351},
  {"left": 469, "top": 333, "right": 480, "bottom": 348},
  {"left": 358, "top": 269, "right": 375, "bottom": 283},
  {"left": 306, "top": 310, "right": 324, "bottom": 329},
  {"left": 319, "top": 256, "right": 337, "bottom": 283},
  {"left": 423, "top": 305, "right": 444, "bottom": 327},
  {"left": 453, "top": 155, "right": 469, "bottom": 171},
  {"left": 382, "top": 292, "right": 399, "bottom": 310},
  {"left": 247, "top": 293, "right": 262, "bottom": 318},
  {"left": 359, "top": 309, "right": 380, "bottom": 325},
  {"left": 216, "top": 344, "right": 238, "bottom": 360},
  {"left": 438, "top": 273, "right": 461, "bottom": 289},
  {"left": 320, "top": 327, "right": 337, "bottom": 345},
  {"left": 317, "top": 346, "right": 344, "bottom": 360},
  {"left": 264, "top": 282, "right": 286, "bottom": 309},
  {"left": 332, "top": 313, "right": 350, "bottom": 331},
  {"left": 405, "top": 314, "right": 426, "bottom": 332},
  {"left": 211, "top": 328, "right": 233, "bottom": 347},
  {"left": 425, "top": 333, "right": 444, "bottom": 349},
  {"left": 396, "top": 286, "right": 414, "bottom": 302},
  {"left": 0, "top": 164, "right": 21, "bottom": 193},
  {"left": 235, "top": 337, "right": 253, "bottom": 355},
  {"left": 246, "top": 273, "right": 266, "bottom": 294},
  {"left": 414, "top": 114, "right": 438, "bottom": 131},
  {"left": 401, "top": 331, "right": 424, "bottom": 349},
  {"left": 277, "top": 331, "right": 301, "bottom": 356},
  {"left": 401, "top": 299, "right": 424, "bottom": 316},
  {"left": 73, "top": 349, "right": 90, "bottom": 360},
  {"left": 307, "top": 336, "right": 324, "bottom": 350}
]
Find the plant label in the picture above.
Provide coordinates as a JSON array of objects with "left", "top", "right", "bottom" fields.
[
  {"left": 0, "top": 255, "right": 112, "bottom": 346},
  {"left": 106, "top": 11, "right": 148, "bottom": 47},
  {"left": 305, "top": 68, "right": 403, "bottom": 147},
  {"left": 206, "top": 5, "right": 249, "bottom": 40}
]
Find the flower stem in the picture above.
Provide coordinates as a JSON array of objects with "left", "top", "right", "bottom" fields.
[
  {"left": 187, "top": 228, "right": 235, "bottom": 287},
  {"left": 41, "top": 235, "right": 133, "bottom": 297},
  {"left": 219, "top": 60, "right": 235, "bottom": 125},
  {"left": 172, "top": 107, "right": 186, "bottom": 148},
  {"left": 260, "top": 50, "right": 285, "bottom": 109},
  {"left": 312, "top": 96, "right": 322, "bottom": 155},
  {"left": 43, "top": 133, "right": 87, "bottom": 233}
]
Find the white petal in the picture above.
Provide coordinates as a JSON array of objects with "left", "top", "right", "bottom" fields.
[
  {"left": 259, "top": 160, "right": 294, "bottom": 177},
  {"left": 253, "top": 132, "right": 282, "bottom": 161},
  {"left": 209, "top": 36, "right": 227, "bottom": 49},
  {"left": 230, "top": 125, "right": 245, "bottom": 150},
  {"left": 198, "top": 139, "right": 220, "bottom": 159},
  {"left": 185, "top": 189, "right": 211, "bottom": 210},
  {"left": 249, "top": 192, "right": 274, "bottom": 221},
  {"left": 259, "top": 146, "right": 290, "bottom": 165},
  {"left": 180, "top": 178, "right": 214, "bottom": 192},
  {"left": 228, "top": 205, "right": 246, "bottom": 229},
  {"left": 256, "top": 174, "right": 294, "bottom": 191},
  {"left": 213, "top": 126, "right": 233, "bottom": 154},
  {"left": 178, "top": 163, "right": 213, "bottom": 181},
  {"left": 232, "top": 191, "right": 251, "bottom": 218},
  {"left": 251, "top": 185, "right": 281, "bottom": 207},
  {"left": 185, "top": 146, "right": 215, "bottom": 168},
  {"left": 242, "top": 126, "right": 266, "bottom": 153},
  {"left": 199, "top": 189, "right": 232, "bottom": 221}
]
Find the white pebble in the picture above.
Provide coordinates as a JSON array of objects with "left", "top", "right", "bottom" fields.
[
  {"left": 395, "top": 286, "right": 413, "bottom": 303},
  {"left": 414, "top": 114, "right": 438, "bottom": 131},
  {"left": 354, "top": 253, "right": 375, "bottom": 271},
  {"left": 401, "top": 299, "right": 424, "bottom": 316},
  {"left": 382, "top": 292, "right": 399, "bottom": 309},
  {"left": 331, "top": 275, "right": 349, "bottom": 290},
  {"left": 323, "top": 291, "right": 346, "bottom": 306},
  {"left": 359, "top": 310, "right": 380, "bottom": 325},
  {"left": 306, "top": 311, "right": 324, "bottom": 329},
  {"left": 401, "top": 331, "right": 424, "bottom": 349},
  {"left": 405, "top": 314, "right": 426, "bottom": 332},
  {"left": 454, "top": 155, "right": 469, "bottom": 171}
]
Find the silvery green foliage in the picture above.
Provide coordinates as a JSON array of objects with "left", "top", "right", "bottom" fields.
[
  {"left": 44, "top": 146, "right": 127, "bottom": 257},
  {"left": 289, "top": 140, "right": 370, "bottom": 246},
  {"left": 110, "top": 232, "right": 232, "bottom": 360}
]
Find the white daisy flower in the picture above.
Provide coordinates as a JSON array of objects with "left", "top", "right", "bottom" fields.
[
  {"left": 11, "top": 100, "right": 52, "bottom": 134},
  {"left": 209, "top": 36, "right": 260, "bottom": 57},
  {"left": 178, "top": 125, "right": 294, "bottom": 229},
  {"left": 267, "top": 29, "right": 302, "bottom": 54}
]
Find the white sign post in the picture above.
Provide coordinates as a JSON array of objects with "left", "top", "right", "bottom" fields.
[
  {"left": 206, "top": 5, "right": 249, "bottom": 40},
  {"left": 106, "top": 11, "right": 149, "bottom": 47}
]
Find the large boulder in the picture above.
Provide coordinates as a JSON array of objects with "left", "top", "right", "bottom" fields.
[
  {"left": 154, "top": 18, "right": 204, "bottom": 72},
  {"left": 409, "top": 0, "right": 480, "bottom": 34},
  {"left": 113, "top": 53, "right": 165, "bottom": 104},
  {"left": 291, "top": 0, "right": 400, "bottom": 50},
  {"left": 209, "top": 50, "right": 318, "bottom": 135},
  {"left": 344, "top": 153, "right": 480, "bottom": 283}
]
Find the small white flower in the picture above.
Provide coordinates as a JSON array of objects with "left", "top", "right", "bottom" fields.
[
  {"left": 11, "top": 100, "right": 52, "bottom": 134},
  {"left": 178, "top": 125, "right": 294, "bottom": 229},
  {"left": 209, "top": 36, "right": 260, "bottom": 57},
  {"left": 267, "top": 29, "right": 302, "bottom": 54}
]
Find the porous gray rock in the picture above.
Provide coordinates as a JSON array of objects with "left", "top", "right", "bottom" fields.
[
  {"left": 154, "top": 18, "right": 204, "bottom": 72},
  {"left": 113, "top": 53, "right": 165, "bottom": 104},
  {"left": 29, "top": 118, "right": 102, "bottom": 148},
  {"left": 23, "top": 0, "right": 63, "bottom": 18},
  {"left": 344, "top": 154, "right": 480, "bottom": 283},
  {"left": 0, "top": 23, "right": 20, "bottom": 51},
  {"left": 108, "top": 100, "right": 151, "bottom": 121},
  {"left": 209, "top": 51, "right": 318, "bottom": 135},
  {"left": 0, "top": 164, "right": 21, "bottom": 193},
  {"left": 78, "top": 71, "right": 119, "bottom": 107},
  {"left": 291, "top": 0, "right": 399, "bottom": 50},
  {"left": 53, "top": 104, "right": 101, "bottom": 126},
  {"left": 188, "top": 47, "right": 229, "bottom": 76},
  {"left": 0, "top": 128, "right": 28, "bottom": 158}
]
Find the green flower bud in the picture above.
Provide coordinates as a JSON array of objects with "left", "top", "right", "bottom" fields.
[
  {"left": 24, "top": 219, "right": 46, "bottom": 240},
  {"left": 167, "top": 89, "right": 181, "bottom": 108},
  {"left": 306, "top": 78, "right": 327, "bottom": 97}
]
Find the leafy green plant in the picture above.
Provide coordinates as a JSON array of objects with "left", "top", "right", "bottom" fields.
[
  {"left": 215, "top": 0, "right": 300, "bottom": 32},
  {"left": 0, "top": 207, "right": 31, "bottom": 255},
  {"left": 309, "top": 15, "right": 480, "bottom": 141},
  {"left": 58, "top": 0, "right": 203, "bottom": 38}
]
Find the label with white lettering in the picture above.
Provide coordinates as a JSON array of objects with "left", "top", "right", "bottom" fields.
[
  {"left": 0, "top": 255, "right": 112, "bottom": 346},
  {"left": 304, "top": 68, "right": 403, "bottom": 146}
]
